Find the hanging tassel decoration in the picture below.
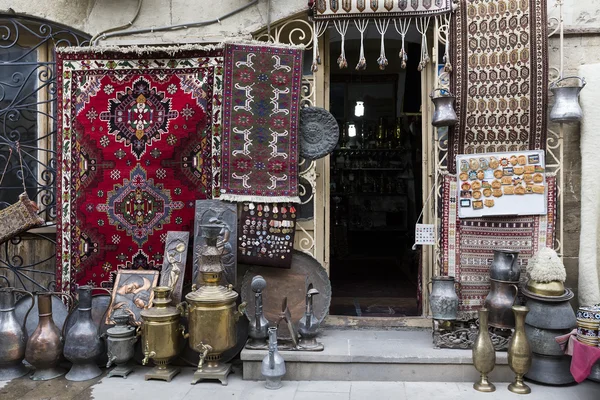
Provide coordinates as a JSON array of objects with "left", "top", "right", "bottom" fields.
[
  {"left": 355, "top": 19, "right": 369, "bottom": 71},
  {"left": 393, "top": 18, "right": 411, "bottom": 69},
  {"left": 374, "top": 18, "right": 390, "bottom": 70},
  {"left": 334, "top": 20, "right": 350, "bottom": 69},
  {"left": 416, "top": 17, "right": 431, "bottom": 72},
  {"left": 441, "top": 14, "right": 452, "bottom": 72},
  {"left": 311, "top": 20, "right": 329, "bottom": 72}
]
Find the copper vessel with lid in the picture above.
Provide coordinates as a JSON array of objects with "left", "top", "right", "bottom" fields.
[
  {"left": 185, "top": 223, "right": 246, "bottom": 386},
  {"left": 140, "top": 286, "right": 184, "bottom": 382}
]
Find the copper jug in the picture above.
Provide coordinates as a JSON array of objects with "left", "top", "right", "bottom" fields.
[
  {"left": 25, "top": 292, "right": 72, "bottom": 381},
  {"left": 489, "top": 249, "right": 520, "bottom": 282},
  {"left": 550, "top": 76, "right": 586, "bottom": 123},
  {"left": 0, "top": 287, "right": 34, "bottom": 380},
  {"left": 484, "top": 279, "right": 519, "bottom": 329},
  {"left": 430, "top": 89, "right": 458, "bottom": 127},
  {"left": 63, "top": 286, "right": 103, "bottom": 381}
]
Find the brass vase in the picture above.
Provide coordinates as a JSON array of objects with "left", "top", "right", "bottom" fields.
[
  {"left": 508, "top": 305, "right": 532, "bottom": 394},
  {"left": 472, "top": 308, "right": 496, "bottom": 392}
]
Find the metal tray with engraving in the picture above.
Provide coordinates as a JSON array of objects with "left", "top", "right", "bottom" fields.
[{"left": 241, "top": 250, "right": 331, "bottom": 338}]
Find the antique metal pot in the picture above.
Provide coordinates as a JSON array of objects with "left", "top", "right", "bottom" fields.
[
  {"left": 0, "top": 287, "right": 33, "bottom": 380},
  {"left": 525, "top": 353, "right": 575, "bottom": 385},
  {"left": 140, "top": 286, "right": 183, "bottom": 382},
  {"left": 550, "top": 76, "right": 586, "bottom": 123},
  {"left": 429, "top": 276, "right": 459, "bottom": 321},
  {"left": 64, "top": 286, "right": 103, "bottom": 381},
  {"left": 524, "top": 290, "right": 576, "bottom": 331},
  {"left": 25, "top": 292, "right": 72, "bottom": 381},
  {"left": 526, "top": 280, "right": 565, "bottom": 297},
  {"left": 507, "top": 306, "right": 532, "bottom": 394},
  {"left": 185, "top": 223, "right": 246, "bottom": 385},
  {"left": 489, "top": 249, "right": 520, "bottom": 282},
  {"left": 484, "top": 279, "right": 519, "bottom": 329},
  {"left": 430, "top": 89, "right": 458, "bottom": 127},
  {"left": 261, "top": 327, "right": 285, "bottom": 389},
  {"left": 106, "top": 308, "right": 138, "bottom": 378}
]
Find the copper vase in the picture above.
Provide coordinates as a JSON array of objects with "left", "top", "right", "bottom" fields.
[
  {"left": 25, "top": 293, "right": 66, "bottom": 380},
  {"left": 0, "top": 287, "right": 34, "bottom": 381},
  {"left": 508, "top": 305, "right": 532, "bottom": 394},
  {"left": 472, "top": 308, "right": 496, "bottom": 392}
]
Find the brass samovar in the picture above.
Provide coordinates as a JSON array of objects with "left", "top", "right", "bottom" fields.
[
  {"left": 140, "top": 287, "right": 184, "bottom": 382},
  {"left": 185, "top": 223, "right": 246, "bottom": 385}
]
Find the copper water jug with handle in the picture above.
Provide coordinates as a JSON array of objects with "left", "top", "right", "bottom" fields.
[
  {"left": 0, "top": 287, "right": 34, "bottom": 380},
  {"left": 550, "top": 76, "right": 585, "bottom": 123},
  {"left": 489, "top": 249, "right": 520, "bottom": 282},
  {"left": 430, "top": 89, "right": 458, "bottom": 127}
]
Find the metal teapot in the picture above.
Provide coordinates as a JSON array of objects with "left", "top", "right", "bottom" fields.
[
  {"left": 430, "top": 88, "right": 458, "bottom": 127},
  {"left": 0, "top": 287, "right": 34, "bottom": 380},
  {"left": 550, "top": 76, "right": 586, "bottom": 123}
]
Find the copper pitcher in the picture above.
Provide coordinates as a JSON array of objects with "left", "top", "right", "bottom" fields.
[
  {"left": 484, "top": 279, "right": 519, "bottom": 329},
  {"left": 0, "top": 287, "right": 34, "bottom": 380},
  {"left": 25, "top": 292, "right": 73, "bottom": 381},
  {"left": 430, "top": 89, "right": 458, "bottom": 127},
  {"left": 550, "top": 76, "right": 585, "bottom": 123},
  {"left": 489, "top": 249, "right": 520, "bottom": 282}
]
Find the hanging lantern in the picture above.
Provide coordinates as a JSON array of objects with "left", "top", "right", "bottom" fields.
[{"left": 354, "top": 101, "right": 365, "bottom": 117}]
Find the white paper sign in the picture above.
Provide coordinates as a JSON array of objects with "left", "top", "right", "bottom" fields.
[{"left": 415, "top": 224, "right": 436, "bottom": 245}]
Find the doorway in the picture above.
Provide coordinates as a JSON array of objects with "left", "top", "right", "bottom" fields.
[{"left": 327, "top": 26, "right": 424, "bottom": 317}]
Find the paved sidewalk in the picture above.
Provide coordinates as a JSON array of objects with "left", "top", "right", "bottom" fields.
[{"left": 1, "top": 365, "right": 598, "bottom": 400}]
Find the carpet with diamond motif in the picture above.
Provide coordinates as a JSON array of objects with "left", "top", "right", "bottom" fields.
[
  {"left": 56, "top": 46, "right": 223, "bottom": 292},
  {"left": 220, "top": 43, "right": 303, "bottom": 203}
]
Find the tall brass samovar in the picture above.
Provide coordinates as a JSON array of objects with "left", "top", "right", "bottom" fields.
[
  {"left": 185, "top": 223, "right": 246, "bottom": 385},
  {"left": 140, "top": 287, "right": 184, "bottom": 382}
]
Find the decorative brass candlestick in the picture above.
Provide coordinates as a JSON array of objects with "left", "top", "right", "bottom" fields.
[
  {"left": 140, "top": 287, "right": 184, "bottom": 382},
  {"left": 508, "top": 305, "right": 532, "bottom": 394},
  {"left": 472, "top": 308, "right": 496, "bottom": 392},
  {"left": 185, "top": 223, "right": 246, "bottom": 386}
]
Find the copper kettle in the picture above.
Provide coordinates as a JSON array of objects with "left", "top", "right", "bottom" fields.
[
  {"left": 550, "top": 76, "right": 586, "bottom": 123},
  {"left": 430, "top": 88, "right": 458, "bottom": 127}
]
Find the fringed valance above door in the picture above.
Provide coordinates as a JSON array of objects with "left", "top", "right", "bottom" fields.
[
  {"left": 313, "top": 0, "right": 455, "bottom": 19},
  {"left": 309, "top": 1, "right": 456, "bottom": 72}
]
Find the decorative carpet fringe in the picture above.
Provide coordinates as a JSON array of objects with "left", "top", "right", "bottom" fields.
[
  {"left": 57, "top": 39, "right": 305, "bottom": 55},
  {"left": 219, "top": 194, "right": 301, "bottom": 204}
]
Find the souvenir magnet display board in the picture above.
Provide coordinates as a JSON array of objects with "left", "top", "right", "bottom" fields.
[
  {"left": 160, "top": 231, "right": 190, "bottom": 304},
  {"left": 105, "top": 269, "right": 159, "bottom": 326},
  {"left": 456, "top": 150, "right": 547, "bottom": 218},
  {"left": 241, "top": 250, "right": 331, "bottom": 338},
  {"left": 192, "top": 200, "right": 237, "bottom": 286},
  {"left": 237, "top": 202, "right": 297, "bottom": 268}
]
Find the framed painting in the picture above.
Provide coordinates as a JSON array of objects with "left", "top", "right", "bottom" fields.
[
  {"left": 159, "top": 231, "right": 190, "bottom": 304},
  {"left": 105, "top": 269, "right": 159, "bottom": 326},
  {"left": 192, "top": 200, "right": 237, "bottom": 286}
]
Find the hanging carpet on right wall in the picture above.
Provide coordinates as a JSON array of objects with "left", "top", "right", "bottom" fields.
[{"left": 448, "top": 0, "right": 549, "bottom": 173}]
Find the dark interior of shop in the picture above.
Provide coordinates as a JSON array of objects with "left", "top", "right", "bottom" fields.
[{"left": 328, "top": 26, "right": 424, "bottom": 317}]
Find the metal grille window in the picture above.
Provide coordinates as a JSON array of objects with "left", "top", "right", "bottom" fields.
[{"left": 0, "top": 14, "right": 89, "bottom": 289}]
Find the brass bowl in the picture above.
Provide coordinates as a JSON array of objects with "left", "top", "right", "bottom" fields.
[{"left": 526, "top": 280, "right": 565, "bottom": 297}]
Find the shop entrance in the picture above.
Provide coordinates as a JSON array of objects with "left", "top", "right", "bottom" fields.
[{"left": 327, "top": 26, "right": 423, "bottom": 317}]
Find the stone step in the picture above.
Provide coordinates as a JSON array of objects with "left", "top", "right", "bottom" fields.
[{"left": 241, "top": 328, "right": 512, "bottom": 382}]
